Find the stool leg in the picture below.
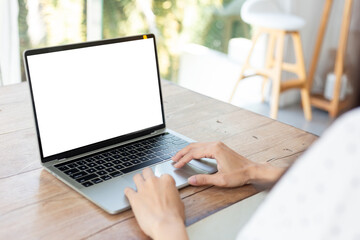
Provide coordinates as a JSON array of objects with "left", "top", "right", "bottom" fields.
[
  {"left": 229, "top": 30, "right": 262, "bottom": 102},
  {"left": 292, "top": 32, "right": 312, "bottom": 121},
  {"left": 262, "top": 32, "right": 276, "bottom": 102},
  {"left": 270, "top": 31, "right": 285, "bottom": 119}
]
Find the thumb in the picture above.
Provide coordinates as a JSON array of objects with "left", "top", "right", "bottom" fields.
[{"left": 188, "top": 174, "right": 223, "bottom": 186}]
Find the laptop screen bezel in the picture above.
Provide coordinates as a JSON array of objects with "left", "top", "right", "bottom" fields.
[{"left": 24, "top": 34, "right": 166, "bottom": 163}]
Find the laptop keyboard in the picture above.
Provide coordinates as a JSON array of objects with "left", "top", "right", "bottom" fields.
[{"left": 54, "top": 133, "right": 189, "bottom": 187}]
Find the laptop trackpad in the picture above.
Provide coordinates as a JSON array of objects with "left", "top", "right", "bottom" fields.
[{"left": 82, "top": 159, "right": 217, "bottom": 214}]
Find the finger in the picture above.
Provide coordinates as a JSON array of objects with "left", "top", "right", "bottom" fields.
[
  {"left": 160, "top": 174, "right": 176, "bottom": 185},
  {"left": 173, "top": 152, "right": 195, "bottom": 168},
  {"left": 142, "top": 167, "right": 155, "bottom": 180},
  {"left": 172, "top": 144, "right": 192, "bottom": 162},
  {"left": 172, "top": 142, "right": 208, "bottom": 161},
  {"left": 124, "top": 187, "right": 136, "bottom": 200},
  {"left": 133, "top": 173, "right": 145, "bottom": 187},
  {"left": 188, "top": 174, "right": 224, "bottom": 187},
  {"left": 174, "top": 147, "right": 209, "bottom": 168}
]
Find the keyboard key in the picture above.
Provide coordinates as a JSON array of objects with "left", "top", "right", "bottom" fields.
[
  {"left": 97, "top": 170, "right": 107, "bottom": 176},
  {"left": 78, "top": 165, "right": 88, "bottom": 171},
  {"left": 95, "top": 160, "right": 106, "bottom": 164},
  {"left": 106, "top": 167, "right": 116, "bottom": 173},
  {"left": 104, "top": 163, "right": 113, "bottom": 168},
  {"left": 102, "top": 153, "right": 110, "bottom": 157},
  {"left": 114, "top": 165, "right": 124, "bottom": 170},
  {"left": 173, "top": 140, "right": 189, "bottom": 145},
  {"left": 67, "top": 163, "right": 77, "bottom": 168},
  {"left": 121, "top": 158, "right": 163, "bottom": 174},
  {"left": 128, "top": 150, "right": 137, "bottom": 154},
  {"left": 117, "top": 148, "right": 126, "bottom": 153},
  {"left": 110, "top": 171, "right": 122, "bottom": 178},
  {"left": 123, "top": 162, "right": 133, "bottom": 167},
  {"left": 86, "top": 158, "right": 95, "bottom": 162},
  {"left": 95, "top": 165, "right": 105, "bottom": 170},
  {"left": 112, "top": 160, "right": 121, "bottom": 165},
  {"left": 86, "top": 162, "right": 96, "bottom": 167},
  {"left": 101, "top": 175, "right": 112, "bottom": 181},
  {"left": 159, "top": 154, "right": 172, "bottom": 160},
  {"left": 142, "top": 140, "right": 151, "bottom": 145},
  {"left": 91, "top": 178, "right": 103, "bottom": 184},
  {"left": 57, "top": 165, "right": 69, "bottom": 171},
  {"left": 120, "top": 157, "right": 130, "bottom": 162},
  {"left": 76, "top": 173, "right": 98, "bottom": 183},
  {"left": 138, "top": 157, "right": 148, "bottom": 162},
  {"left": 113, "top": 155, "right": 121, "bottom": 159},
  {"left": 163, "top": 133, "right": 172, "bottom": 139},
  {"left": 72, "top": 171, "right": 88, "bottom": 179},
  {"left": 136, "top": 152, "right": 146, "bottom": 157},
  {"left": 94, "top": 155, "right": 104, "bottom": 160},
  {"left": 104, "top": 157, "right": 113, "bottom": 161},
  {"left": 86, "top": 168, "right": 96, "bottom": 173},
  {"left": 64, "top": 168, "right": 79, "bottom": 175},
  {"left": 131, "top": 159, "right": 141, "bottom": 164},
  {"left": 152, "top": 147, "right": 162, "bottom": 152},
  {"left": 82, "top": 182, "right": 93, "bottom": 187},
  {"left": 125, "top": 146, "right": 135, "bottom": 150}
]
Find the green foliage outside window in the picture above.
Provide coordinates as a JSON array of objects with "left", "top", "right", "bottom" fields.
[{"left": 18, "top": 0, "right": 251, "bottom": 82}]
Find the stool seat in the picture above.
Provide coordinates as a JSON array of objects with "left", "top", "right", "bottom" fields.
[{"left": 242, "top": 13, "right": 305, "bottom": 31}]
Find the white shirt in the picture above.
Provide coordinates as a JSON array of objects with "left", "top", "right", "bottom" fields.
[{"left": 237, "top": 108, "right": 360, "bottom": 240}]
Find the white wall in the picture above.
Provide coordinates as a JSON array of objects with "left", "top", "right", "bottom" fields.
[
  {"left": 0, "top": 0, "right": 21, "bottom": 86},
  {"left": 178, "top": 0, "right": 360, "bottom": 109},
  {"left": 281, "top": 0, "right": 360, "bottom": 93}
]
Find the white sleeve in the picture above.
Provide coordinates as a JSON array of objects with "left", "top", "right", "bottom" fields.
[{"left": 236, "top": 108, "right": 360, "bottom": 240}]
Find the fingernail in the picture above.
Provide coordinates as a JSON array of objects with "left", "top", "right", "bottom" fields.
[{"left": 188, "top": 176, "right": 197, "bottom": 185}]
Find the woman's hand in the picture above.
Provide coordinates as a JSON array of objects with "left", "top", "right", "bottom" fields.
[
  {"left": 124, "top": 168, "right": 188, "bottom": 240},
  {"left": 172, "top": 142, "right": 285, "bottom": 188}
]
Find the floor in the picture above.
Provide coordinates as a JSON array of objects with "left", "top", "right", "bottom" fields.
[
  {"left": 227, "top": 77, "right": 334, "bottom": 136},
  {"left": 236, "top": 102, "right": 333, "bottom": 136}
]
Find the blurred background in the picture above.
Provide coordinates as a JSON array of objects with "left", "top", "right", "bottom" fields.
[
  {"left": 5, "top": 0, "right": 252, "bottom": 83},
  {"left": 1, "top": 0, "right": 359, "bottom": 135}
]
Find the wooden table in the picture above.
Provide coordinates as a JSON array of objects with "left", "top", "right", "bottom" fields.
[{"left": 0, "top": 81, "right": 318, "bottom": 239}]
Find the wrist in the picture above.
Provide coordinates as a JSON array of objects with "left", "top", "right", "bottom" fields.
[
  {"left": 246, "top": 163, "right": 286, "bottom": 188},
  {"left": 152, "top": 216, "right": 188, "bottom": 240}
]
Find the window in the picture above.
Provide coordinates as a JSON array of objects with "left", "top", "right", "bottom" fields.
[{"left": 18, "top": 0, "right": 251, "bottom": 82}]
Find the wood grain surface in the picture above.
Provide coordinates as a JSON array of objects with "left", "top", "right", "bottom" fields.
[{"left": 0, "top": 81, "right": 318, "bottom": 239}]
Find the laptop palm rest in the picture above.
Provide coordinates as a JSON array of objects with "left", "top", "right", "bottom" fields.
[{"left": 82, "top": 159, "right": 217, "bottom": 214}]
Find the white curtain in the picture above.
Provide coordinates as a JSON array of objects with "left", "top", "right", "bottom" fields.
[{"left": 0, "top": 0, "right": 21, "bottom": 86}]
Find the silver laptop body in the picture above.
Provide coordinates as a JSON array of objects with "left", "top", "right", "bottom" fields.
[{"left": 24, "top": 34, "right": 217, "bottom": 214}]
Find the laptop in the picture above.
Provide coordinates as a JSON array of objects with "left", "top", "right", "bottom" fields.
[{"left": 24, "top": 34, "right": 217, "bottom": 214}]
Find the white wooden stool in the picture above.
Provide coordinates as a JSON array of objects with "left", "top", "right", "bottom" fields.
[{"left": 230, "top": 0, "right": 312, "bottom": 120}]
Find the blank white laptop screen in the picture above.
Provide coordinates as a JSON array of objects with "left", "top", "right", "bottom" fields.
[{"left": 27, "top": 38, "right": 164, "bottom": 158}]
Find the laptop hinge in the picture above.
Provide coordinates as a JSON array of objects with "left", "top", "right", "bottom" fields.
[
  {"left": 150, "top": 130, "right": 164, "bottom": 135},
  {"left": 57, "top": 158, "right": 67, "bottom": 162}
]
